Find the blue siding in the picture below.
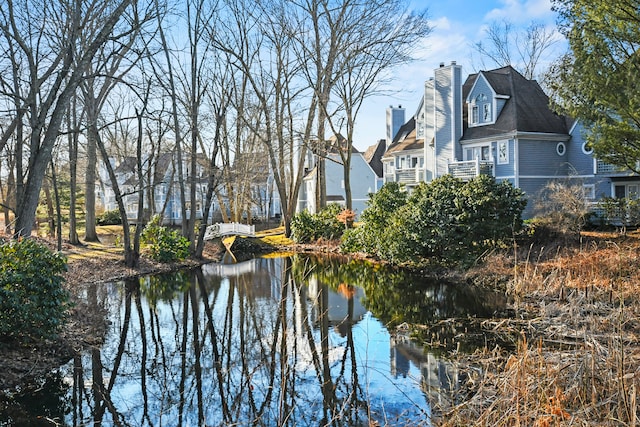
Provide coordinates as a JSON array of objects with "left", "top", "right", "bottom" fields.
[
  {"left": 594, "top": 180, "right": 612, "bottom": 199},
  {"left": 566, "top": 122, "right": 594, "bottom": 175},
  {"left": 496, "top": 98, "right": 507, "bottom": 117},
  {"left": 518, "top": 139, "right": 569, "bottom": 176},
  {"left": 494, "top": 139, "right": 515, "bottom": 178},
  {"left": 518, "top": 177, "right": 553, "bottom": 217}
]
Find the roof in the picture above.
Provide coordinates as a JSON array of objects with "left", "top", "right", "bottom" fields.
[
  {"left": 384, "top": 117, "right": 423, "bottom": 155},
  {"left": 363, "top": 139, "right": 386, "bottom": 177},
  {"left": 461, "top": 65, "right": 570, "bottom": 141}
]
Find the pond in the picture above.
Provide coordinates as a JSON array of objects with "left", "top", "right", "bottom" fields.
[{"left": 1, "top": 254, "right": 508, "bottom": 426}]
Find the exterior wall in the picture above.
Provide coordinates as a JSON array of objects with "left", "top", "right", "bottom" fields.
[
  {"left": 386, "top": 106, "right": 406, "bottom": 148},
  {"left": 496, "top": 98, "right": 508, "bottom": 117},
  {"left": 518, "top": 177, "right": 551, "bottom": 217},
  {"left": 517, "top": 139, "right": 570, "bottom": 177},
  {"left": 494, "top": 139, "right": 515, "bottom": 179},
  {"left": 434, "top": 63, "right": 463, "bottom": 177},
  {"left": 326, "top": 154, "right": 378, "bottom": 217},
  {"left": 566, "top": 122, "right": 595, "bottom": 176},
  {"left": 299, "top": 153, "right": 377, "bottom": 218}
]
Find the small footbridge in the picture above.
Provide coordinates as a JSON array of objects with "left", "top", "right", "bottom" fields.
[{"left": 204, "top": 222, "right": 256, "bottom": 240}]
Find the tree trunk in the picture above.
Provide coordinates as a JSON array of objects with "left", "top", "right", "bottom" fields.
[
  {"left": 96, "top": 127, "right": 138, "bottom": 268},
  {"left": 67, "top": 100, "right": 80, "bottom": 244},
  {"left": 84, "top": 90, "right": 100, "bottom": 242},
  {"left": 43, "top": 175, "right": 55, "bottom": 238},
  {"left": 50, "top": 161, "right": 63, "bottom": 251}
]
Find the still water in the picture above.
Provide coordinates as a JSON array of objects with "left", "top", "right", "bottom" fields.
[{"left": 2, "top": 254, "right": 507, "bottom": 426}]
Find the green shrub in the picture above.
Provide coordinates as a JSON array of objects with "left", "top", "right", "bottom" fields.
[
  {"left": 290, "top": 210, "right": 316, "bottom": 243},
  {"left": 344, "top": 176, "right": 526, "bottom": 266},
  {"left": 0, "top": 239, "right": 69, "bottom": 342},
  {"left": 290, "top": 204, "right": 348, "bottom": 243},
  {"left": 340, "top": 182, "right": 407, "bottom": 256},
  {"left": 141, "top": 215, "right": 191, "bottom": 262},
  {"left": 96, "top": 209, "right": 122, "bottom": 225},
  {"left": 315, "top": 204, "right": 346, "bottom": 240}
]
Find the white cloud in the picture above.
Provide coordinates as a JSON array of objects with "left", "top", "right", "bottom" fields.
[{"left": 485, "top": 0, "right": 555, "bottom": 23}]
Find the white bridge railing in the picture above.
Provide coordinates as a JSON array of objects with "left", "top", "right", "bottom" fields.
[
  {"left": 201, "top": 259, "right": 257, "bottom": 276},
  {"left": 204, "top": 222, "right": 256, "bottom": 240}
]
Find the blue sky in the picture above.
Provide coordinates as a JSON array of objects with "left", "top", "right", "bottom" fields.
[{"left": 352, "top": 0, "right": 566, "bottom": 150}]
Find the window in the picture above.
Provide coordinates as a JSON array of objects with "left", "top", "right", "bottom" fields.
[
  {"left": 583, "top": 184, "right": 595, "bottom": 200},
  {"left": 498, "top": 140, "right": 508, "bottom": 164},
  {"left": 482, "top": 146, "right": 490, "bottom": 161},
  {"left": 465, "top": 145, "right": 491, "bottom": 161},
  {"left": 483, "top": 104, "right": 491, "bottom": 121},
  {"left": 582, "top": 141, "right": 594, "bottom": 155},
  {"left": 471, "top": 106, "right": 479, "bottom": 124},
  {"left": 613, "top": 183, "right": 640, "bottom": 199},
  {"left": 556, "top": 142, "right": 566, "bottom": 156}
]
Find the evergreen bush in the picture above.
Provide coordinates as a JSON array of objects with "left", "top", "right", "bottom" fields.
[
  {"left": 96, "top": 209, "right": 122, "bottom": 225},
  {"left": 341, "top": 182, "right": 407, "bottom": 256},
  {"left": 141, "top": 215, "right": 191, "bottom": 262},
  {"left": 290, "top": 204, "right": 348, "bottom": 243},
  {"left": 343, "top": 176, "right": 526, "bottom": 266},
  {"left": 0, "top": 239, "right": 69, "bottom": 342}
]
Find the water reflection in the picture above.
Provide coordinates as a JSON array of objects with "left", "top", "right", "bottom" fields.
[{"left": 1, "top": 254, "right": 507, "bottom": 426}]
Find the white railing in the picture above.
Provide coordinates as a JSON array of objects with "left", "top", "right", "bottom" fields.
[
  {"left": 384, "top": 168, "right": 424, "bottom": 185},
  {"left": 447, "top": 159, "right": 494, "bottom": 181},
  {"left": 204, "top": 222, "right": 256, "bottom": 240},
  {"left": 201, "top": 259, "right": 257, "bottom": 276},
  {"left": 596, "top": 160, "right": 634, "bottom": 175}
]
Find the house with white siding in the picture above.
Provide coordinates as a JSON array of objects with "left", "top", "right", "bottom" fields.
[
  {"left": 297, "top": 137, "right": 382, "bottom": 218},
  {"left": 383, "top": 61, "right": 640, "bottom": 218}
]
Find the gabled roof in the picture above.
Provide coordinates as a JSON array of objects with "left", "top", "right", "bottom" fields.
[
  {"left": 384, "top": 116, "right": 423, "bottom": 155},
  {"left": 363, "top": 139, "right": 386, "bottom": 177},
  {"left": 461, "top": 65, "right": 570, "bottom": 141}
]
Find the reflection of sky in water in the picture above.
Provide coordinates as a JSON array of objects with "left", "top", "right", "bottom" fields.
[{"left": 54, "top": 257, "right": 442, "bottom": 426}]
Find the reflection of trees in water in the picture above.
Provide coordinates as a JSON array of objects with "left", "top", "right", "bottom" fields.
[
  {"left": 0, "top": 372, "right": 69, "bottom": 426},
  {"left": 64, "top": 258, "right": 418, "bottom": 426},
  {"left": 5, "top": 255, "right": 508, "bottom": 425}
]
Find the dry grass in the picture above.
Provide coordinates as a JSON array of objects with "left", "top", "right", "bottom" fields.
[{"left": 436, "top": 231, "right": 640, "bottom": 426}]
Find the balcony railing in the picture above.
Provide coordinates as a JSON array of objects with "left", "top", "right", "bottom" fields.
[
  {"left": 596, "top": 160, "right": 636, "bottom": 175},
  {"left": 447, "top": 159, "right": 494, "bottom": 181},
  {"left": 384, "top": 167, "right": 424, "bottom": 185}
]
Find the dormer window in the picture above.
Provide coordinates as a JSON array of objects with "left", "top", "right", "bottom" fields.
[
  {"left": 472, "top": 106, "right": 479, "bottom": 124},
  {"left": 469, "top": 93, "right": 490, "bottom": 126}
]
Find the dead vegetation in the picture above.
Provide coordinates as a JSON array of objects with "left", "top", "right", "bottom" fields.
[{"left": 434, "top": 230, "right": 640, "bottom": 426}]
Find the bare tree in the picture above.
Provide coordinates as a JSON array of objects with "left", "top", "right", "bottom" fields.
[
  {"left": 472, "top": 20, "right": 558, "bottom": 79},
  {"left": 326, "top": 0, "right": 431, "bottom": 211},
  {"left": 0, "top": 0, "right": 139, "bottom": 238}
]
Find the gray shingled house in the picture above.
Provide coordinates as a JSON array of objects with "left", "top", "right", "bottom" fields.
[{"left": 383, "top": 62, "right": 639, "bottom": 218}]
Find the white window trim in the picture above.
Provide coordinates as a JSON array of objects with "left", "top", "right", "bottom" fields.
[
  {"left": 497, "top": 140, "right": 509, "bottom": 164},
  {"left": 556, "top": 142, "right": 566, "bottom": 156},
  {"left": 582, "top": 141, "right": 594, "bottom": 155},
  {"left": 583, "top": 184, "right": 595, "bottom": 200}
]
